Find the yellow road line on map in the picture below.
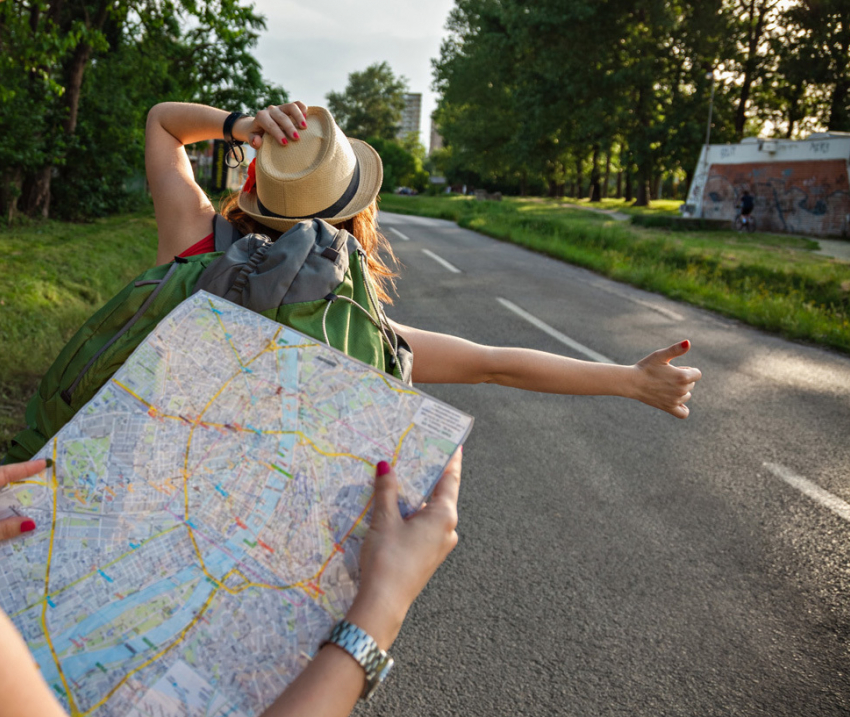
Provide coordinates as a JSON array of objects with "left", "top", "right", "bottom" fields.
[
  {"left": 375, "top": 373, "right": 418, "bottom": 395},
  {"left": 39, "top": 440, "right": 79, "bottom": 715},
  {"left": 14, "top": 479, "right": 47, "bottom": 487},
  {"left": 309, "top": 496, "right": 374, "bottom": 594},
  {"left": 260, "top": 430, "right": 373, "bottom": 466},
  {"left": 80, "top": 583, "right": 222, "bottom": 716},
  {"left": 392, "top": 423, "right": 415, "bottom": 464},
  {"left": 111, "top": 379, "right": 152, "bottom": 408}
]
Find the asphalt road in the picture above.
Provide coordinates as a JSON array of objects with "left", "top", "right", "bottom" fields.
[{"left": 355, "top": 211, "right": 850, "bottom": 717}]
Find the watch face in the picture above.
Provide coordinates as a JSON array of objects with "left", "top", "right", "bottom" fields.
[
  {"left": 376, "top": 656, "right": 394, "bottom": 683},
  {"left": 363, "top": 656, "right": 394, "bottom": 701}
]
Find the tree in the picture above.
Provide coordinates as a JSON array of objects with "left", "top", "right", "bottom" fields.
[
  {"left": 368, "top": 137, "right": 429, "bottom": 193},
  {"left": 1, "top": 0, "right": 287, "bottom": 221},
  {"left": 784, "top": 0, "right": 850, "bottom": 132},
  {"left": 326, "top": 62, "right": 408, "bottom": 140}
]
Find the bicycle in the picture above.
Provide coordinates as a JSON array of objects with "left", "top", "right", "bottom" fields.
[{"left": 734, "top": 209, "right": 756, "bottom": 232}]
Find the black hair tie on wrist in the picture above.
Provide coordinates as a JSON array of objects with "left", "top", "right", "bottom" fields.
[{"left": 223, "top": 111, "right": 246, "bottom": 168}]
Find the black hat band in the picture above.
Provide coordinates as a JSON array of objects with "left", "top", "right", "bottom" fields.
[{"left": 256, "top": 157, "right": 361, "bottom": 221}]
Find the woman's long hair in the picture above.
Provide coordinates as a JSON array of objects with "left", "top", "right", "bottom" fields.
[{"left": 219, "top": 193, "right": 397, "bottom": 304}]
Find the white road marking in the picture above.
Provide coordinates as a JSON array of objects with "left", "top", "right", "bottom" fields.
[
  {"left": 389, "top": 227, "right": 410, "bottom": 241},
  {"left": 584, "top": 280, "right": 685, "bottom": 321},
  {"left": 496, "top": 298, "right": 613, "bottom": 363},
  {"left": 422, "top": 249, "right": 461, "bottom": 273},
  {"left": 764, "top": 462, "right": 850, "bottom": 523}
]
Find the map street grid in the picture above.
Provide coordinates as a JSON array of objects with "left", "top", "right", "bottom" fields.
[{"left": 0, "top": 291, "right": 473, "bottom": 717}]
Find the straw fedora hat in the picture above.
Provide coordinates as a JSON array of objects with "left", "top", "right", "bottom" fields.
[{"left": 238, "top": 106, "right": 383, "bottom": 232}]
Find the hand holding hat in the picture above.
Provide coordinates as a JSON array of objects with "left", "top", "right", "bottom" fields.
[
  {"left": 237, "top": 106, "right": 383, "bottom": 232},
  {"left": 232, "top": 101, "right": 309, "bottom": 150}
]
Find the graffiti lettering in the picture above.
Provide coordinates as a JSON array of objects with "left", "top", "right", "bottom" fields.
[{"left": 810, "top": 142, "right": 830, "bottom": 154}]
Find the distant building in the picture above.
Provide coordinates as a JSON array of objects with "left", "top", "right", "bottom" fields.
[
  {"left": 429, "top": 114, "right": 444, "bottom": 155},
  {"left": 684, "top": 133, "right": 850, "bottom": 236},
  {"left": 398, "top": 93, "right": 422, "bottom": 139}
]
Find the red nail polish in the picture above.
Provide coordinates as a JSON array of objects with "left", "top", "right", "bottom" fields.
[
  {"left": 681, "top": 340, "right": 690, "bottom": 349},
  {"left": 20, "top": 519, "right": 36, "bottom": 533},
  {"left": 376, "top": 461, "right": 391, "bottom": 477},
  {"left": 293, "top": 131, "right": 299, "bottom": 139},
  {"left": 301, "top": 121, "right": 307, "bottom": 128},
  {"left": 281, "top": 137, "right": 287, "bottom": 145}
]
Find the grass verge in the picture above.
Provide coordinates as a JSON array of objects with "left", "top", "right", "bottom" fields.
[
  {"left": 379, "top": 194, "right": 850, "bottom": 353},
  {"left": 0, "top": 210, "right": 159, "bottom": 452}
]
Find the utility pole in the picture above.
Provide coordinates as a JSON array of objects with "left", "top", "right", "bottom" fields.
[
  {"left": 699, "top": 71, "right": 716, "bottom": 217},
  {"left": 705, "top": 71, "right": 716, "bottom": 147}
]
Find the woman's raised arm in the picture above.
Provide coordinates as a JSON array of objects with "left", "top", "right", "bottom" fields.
[{"left": 144, "top": 101, "right": 307, "bottom": 264}]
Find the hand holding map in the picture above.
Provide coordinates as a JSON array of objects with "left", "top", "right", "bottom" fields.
[{"left": 0, "top": 292, "right": 473, "bottom": 717}]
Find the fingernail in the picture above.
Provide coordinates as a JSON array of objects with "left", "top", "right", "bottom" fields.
[
  {"left": 293, "top": 131, "right": 299, "bottom": 139},
  {"left": 301, "top": 121, "right": 307, "bottom": 128},
  {"left": 20, "top": 519, "right": 36, "bottom": 534},
  {"left": 681, "top": 340, "right": 690, "bottom": 349},
  {"left": 44, "top": 458, "right": 54, "bottom": 468},
  {"left": 460, "top": 445, "right": 463, "bottom": 453},
  {"left": 280, "top": 137, "right": 287, "bottom": 145},
  {"left": 376, "top": 461, "right": 391, "bottom": 477}
]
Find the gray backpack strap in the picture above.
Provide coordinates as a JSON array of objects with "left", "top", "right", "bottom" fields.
[{"left": 213, "top": 213, "right": 243, "bottom": 252}]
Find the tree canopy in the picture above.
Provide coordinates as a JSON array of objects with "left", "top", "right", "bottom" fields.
[
  {"left": 326, "top": 61, "right": 409, "bottom": 141},
  {"left": 433, "top": 0, "right": 850, "bottom": 204},
  {"left": 1, "top": 0, "right": 287, "bottom": 221}
]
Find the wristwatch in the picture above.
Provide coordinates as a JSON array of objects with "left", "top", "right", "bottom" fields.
[{"left": 322, "top": 620, "right": 394, "bottom": 700}]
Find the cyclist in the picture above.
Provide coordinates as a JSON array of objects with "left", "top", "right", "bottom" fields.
[{"left": 739, "top": 189, "right": 755, "bottom": 227}]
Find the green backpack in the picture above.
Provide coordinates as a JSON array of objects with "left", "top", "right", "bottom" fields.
[{"left": 6, "top": 217, "right": 412, "bottom": 464}]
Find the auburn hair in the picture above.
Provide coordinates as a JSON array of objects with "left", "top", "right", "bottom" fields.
[{"left": 218, "top": 193, "right": 397, "bottom": 304}]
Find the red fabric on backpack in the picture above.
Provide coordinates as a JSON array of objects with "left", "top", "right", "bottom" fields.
[{"left": 178, "top": 233, "right": 215, "bottom": 258}]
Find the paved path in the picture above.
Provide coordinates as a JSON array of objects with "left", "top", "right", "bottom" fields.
[
  {"left": 814, "top": 238, "right": 850, "bottom": 261},
  {"left": 359, "top": 211, "right": 850, "bottom": 717}
]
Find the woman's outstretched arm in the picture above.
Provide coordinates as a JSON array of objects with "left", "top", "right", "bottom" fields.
[
  {"left": 392, "top": 322, "right": 701, "bottom": 419},
  {"left": 144, "top": 101, "right": 307, "bottom": 264}
]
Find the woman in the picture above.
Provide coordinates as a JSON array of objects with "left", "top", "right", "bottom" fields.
[
  {"left": 0, "top": 454, "right": 462, "bottom": 717},
  {"left": 146, "top": 100, "right": 701, "bottom": 418}
]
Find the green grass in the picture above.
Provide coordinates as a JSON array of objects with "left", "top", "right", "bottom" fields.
[
  {"left": 0, "top": 210, "right": 159, "bottom": 451},
  {"left": 558, "top": 197, "right": 683, "bottom": 216},
  {"left": 379, "top": 194, "right": 850, "bottom": 352},
  {"left": 2, "top": 196, "right": 849, "bottom": 451}
]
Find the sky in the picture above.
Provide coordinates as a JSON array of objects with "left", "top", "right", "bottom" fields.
[{"left": 251, "top": 0, "right": 457, "bottom": 150}]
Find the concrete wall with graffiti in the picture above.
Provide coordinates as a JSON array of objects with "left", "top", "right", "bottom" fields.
[
  {"left": 686, "top": 136, "right": 850, "bottom": 237},
  {"left": 701, "top": 159, "right": 850, "bottom": 236}
]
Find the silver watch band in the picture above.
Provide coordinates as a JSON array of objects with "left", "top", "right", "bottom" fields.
[{"left": 322, "top": 620, "right": 394, "bottom": 700}]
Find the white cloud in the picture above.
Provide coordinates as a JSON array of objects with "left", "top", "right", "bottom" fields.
[{"left": 252, "top": 0, "right": 456, "bottom": 145}]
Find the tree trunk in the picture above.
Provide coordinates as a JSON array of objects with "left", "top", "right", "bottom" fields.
[
  {"left": 828, "top": 78, "right": 850, "bottom": 132},
  {"left": 616, "top": 170, "right": 622, "bottom": 199},
  {"left": 64, "top": 43, "right": 92, "bottom": 136},
  {"left": 603, "top": 150, "right": 611, "bottom": 199},
  {"left": 1, "top": 169, "right": 23, "bottom": 223},
  {"left": 589, "top": 143, "right": 601, "bottom": 202},
  {"left": 19, "top": 166, "right": 52, "bottom": 218},
  {"left": 625, "top": 170, "right": 632, "bottom": 202},
  {"left": 575, "top": 155, "right": 584, "bottom": 199},
  {"left": 634, "top": 166, "right": 650, "bottom": 207},
  {"left": 734, "top": 0, "right": 768, "bottom": 138}
]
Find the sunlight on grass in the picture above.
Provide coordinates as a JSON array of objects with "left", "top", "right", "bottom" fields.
[{"left": 380, "top": 194, "right": 850, "bottom": 354}]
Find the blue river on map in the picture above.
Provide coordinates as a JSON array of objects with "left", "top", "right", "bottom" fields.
[{"left": 33, "top": 560, "right": 226, "bottom": 687}]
